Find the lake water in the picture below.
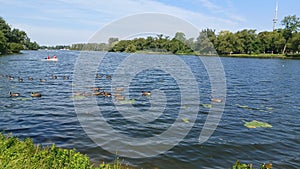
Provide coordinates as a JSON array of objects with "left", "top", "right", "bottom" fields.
[{"left": 0, "top": 50, "right": 299, "bottom": 168}]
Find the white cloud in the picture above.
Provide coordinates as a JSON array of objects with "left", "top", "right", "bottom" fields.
[
  {"left": 12, "top": 23, "right": 94, "bottom": 46},
  {"left": 5, "top": 0, "right": 246, "bottom": 45}
]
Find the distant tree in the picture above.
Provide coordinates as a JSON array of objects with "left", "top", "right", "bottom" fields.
[
  {"left": 215, "top": 30, "right": 236, "bottom": 54},
  {"left": 281, "top": 15, "right": 300, "bottom": 54},
  {"left": 108, "top": 37, "right": 119, "bottom": 47},
  {"left": 174, "top": 32, "right": 186, "bottom": 42},
  {"left": 125, "top": 44, "right": 137, "bottom": 53},
  {"left": 9, "top": 42, "right": 23, "bottom": 53},
  {"left": 286, "top": 32, "right": 300, "bottom": 53},
  {"left": 132, "top": 38, "right": 146, "bottom": 50},
  {"left": 0, "top": 17, "right": 39, "bottom": 54},
  {"left": 0, "top": 17, "right": 11, "bottom": 41},
  {"left": 195, "top": 29, "right": 217, "bottom": 54},
  {"left": 0, "top": 31, "right": 7, "bottom": 54},
  {"left": 234, "top": 29, "right": 259, "bottom": 54},
  {"left": 185, "top": 38, "right": 194, "bottom": 47}
]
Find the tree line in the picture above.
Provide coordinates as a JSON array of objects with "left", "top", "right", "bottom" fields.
[
  {"left": 0, "top": 17, "right": 39, "bottom": 55},
  {"left": 49, "top": 15, "right": 300, "bottom": 56},
  {"left": 108, "top": 15, "right": 300, "bottom": 55}
]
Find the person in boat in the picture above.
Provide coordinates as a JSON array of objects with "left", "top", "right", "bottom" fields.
[
  {"left": 53, "top": 55, "right": 57, "bottom": 59},
  {"left": 47, "top": 55, "right": 50, "bottom": 59}
]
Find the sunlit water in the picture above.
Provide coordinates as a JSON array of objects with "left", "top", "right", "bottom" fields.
[{"left": 0, "top": 50, "right": 299, "bottom": 168}]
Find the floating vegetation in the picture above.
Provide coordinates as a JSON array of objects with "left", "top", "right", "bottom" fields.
[
  {"left": 118, "top": 99, "right": 136, "bottom": 105},
  {"left": 244, "top": 120, "right": 272, "bottom": 129},
  {"left": 181, "top": 118, "right": 190, "bottom": 123},
  {"left": 11, "top": 97, "right": 33, "bottom": 101},
  {"left": 70, "top": 95, "right": 86, "bottom": 100},
  {"left": 236, "top": 104, "right": 274, "bottom": 113},
  {"left": 236, "top": 104, "right": 256, "bottom": 110},
  {"left": 201, "top": 103, "right": 212, "bottom": 109},
  {"left": 232, "top": 160, "right": 272, "bottom": 169}
]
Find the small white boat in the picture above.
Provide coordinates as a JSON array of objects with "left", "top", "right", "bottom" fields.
[{"left": 42, "top": 56, "right": 58, "bottom": 61}]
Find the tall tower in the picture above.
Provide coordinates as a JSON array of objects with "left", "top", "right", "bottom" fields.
[{"left": 273, "top": 0, "right": 279, "bottom": 31}]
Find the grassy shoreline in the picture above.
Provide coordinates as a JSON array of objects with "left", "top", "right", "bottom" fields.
[
  {"left": 219, "top": 53, "right": 286, "bottom": 59},
  {"left": 0, "top": 133, "right": 129, "bottom": 169},
  {"left": 1, "top": 133, "right": 273, "bottom": 169},
  {"left": 124, "top": 50, "right": 300, "bottom": 59}
]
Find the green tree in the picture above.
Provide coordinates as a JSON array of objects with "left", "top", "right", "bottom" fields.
[
  {"left": 281, "top": 15, "right": 300, "bottom": 54},
  {"left": 125, "top": 44, "right": 137, "bottom": 53},
  {"left": 8, "top": 42, "right": 23, "bottom": 53},
  {"left": 286, "top": 32, "right": 300, "bottom": 53},
  {"left": 0, "top": 30, "right": 7, "bottom": 54},
  {"left": 195, "top": 29, "right": 217, "bottom": 54},
  {"left": 235, "top": 29, "right": 259, "bottom": 54},
  {"left": 108, "top": 37, "right": 119, "bottom": 47},
  {"left": 174, "top": 32, "right": 186, "bottom": 42},
  {"left": 0, "top": 17, "right": 39, "bottom": 54},
  {"left": 215, "top": 30, "right": 236, "bottom": 54},
  {"left": 0, "top": 17, "right": 11, "bottom": 41}
]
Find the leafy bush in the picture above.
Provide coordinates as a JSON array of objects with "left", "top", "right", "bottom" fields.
[
  {"left": 8, "top": 42, "right": 23, "bottom": 53},
  {"left": 0, "top": 133, "right": 125, "bottom": 169}
]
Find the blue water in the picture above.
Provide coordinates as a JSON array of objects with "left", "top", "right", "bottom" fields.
[{"left": 0, "top": 50, "right": 299, "bottom": 168}]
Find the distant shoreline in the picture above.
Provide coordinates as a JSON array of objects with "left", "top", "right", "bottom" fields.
[
  {"left": 219, "top": 53, "right": 300, "bottom": 59},
  {"left": 26, "top": 49, "right": 300, "bottom": 60},
  {"left": 130, "top": 50, "right": 300, "bottom": 59}
]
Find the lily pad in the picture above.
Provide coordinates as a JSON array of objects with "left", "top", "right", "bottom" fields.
[
  {"left": 201, "top": 104, "right": 212, "bottom": 108},
  {"left": 70, "top": 95, "right": 86, "bottom": 100},
  {"left": 244, "top": 120, "right": 272, "bottom": 128},
  {"left": 182, "top": 118, "right": 190, "bottom": 123},
  {"left": 236, "top": 104, "right": 251, "bottom": 109},
  {"left": 12, "top": 97, "right": 33, "bottom": 101},
  {"left": 118, "top": 99, "right": 136, "bottom": 105}
]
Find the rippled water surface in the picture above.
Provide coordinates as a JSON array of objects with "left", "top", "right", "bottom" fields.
[{"left": 0, "top": 50, "right": 299, "bottom": 168}]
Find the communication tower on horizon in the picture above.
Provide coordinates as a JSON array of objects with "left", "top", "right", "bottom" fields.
[{"left": 273, "top": 0, "right": 279, "bottom": 31}]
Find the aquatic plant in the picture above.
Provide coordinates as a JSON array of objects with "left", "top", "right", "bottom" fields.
[
  {"left": 232, "top": 160, "right": 272, "bottom": 169},
  {"left": 244, "top": 120, "right": 272, "bottom": 129},
  {"left": 0, "top": 133, "right": 125, "bottom": 169}
]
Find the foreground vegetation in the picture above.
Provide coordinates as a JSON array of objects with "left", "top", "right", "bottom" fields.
[
  {"left": 0, "top": 133, "right": 126, "bottom": 169},
  {"left": 0, "top": 17, "right": 39, "bottom": 55},
  {"left": 232, "top": 160, "right": 272, "bottom": 169},
  {"left": 1, "top": 133, "right": 274, "bottom": 169}
]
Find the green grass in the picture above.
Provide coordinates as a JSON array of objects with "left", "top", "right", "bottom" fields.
[
  {"left": 0, "top": 133, "right": 127, "bottom": 169},
  {"left": 220, "top": 53, "right": 286, "bottom": 58}
]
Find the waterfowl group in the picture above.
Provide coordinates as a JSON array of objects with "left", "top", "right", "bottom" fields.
[
  {"left": 94, "top": 74, "right": 113, "bottom": 80},
  {"left": 3, "top": 71, "right": 156, "bottom": 103},
  {"left": 2, "top": 73, "right": 72, "bottom": 99}
]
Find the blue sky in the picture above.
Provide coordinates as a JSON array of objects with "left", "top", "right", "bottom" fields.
[{"left": 0, "top": 0, "right": 299, "bottom": 46}]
